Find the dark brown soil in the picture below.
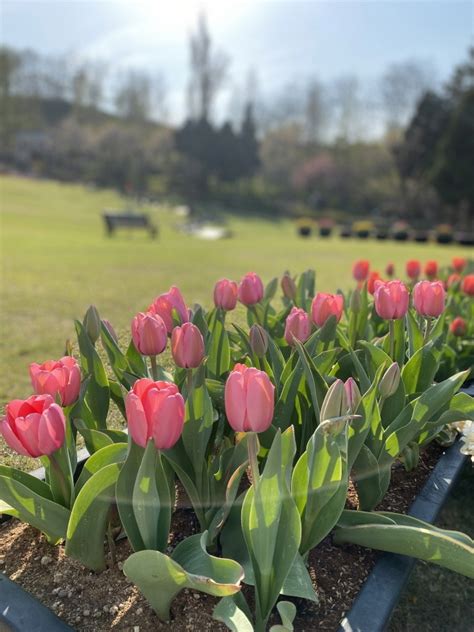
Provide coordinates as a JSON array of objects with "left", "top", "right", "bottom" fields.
[{"left": 0, "top": 443, "right": 443, "bottom": 632}]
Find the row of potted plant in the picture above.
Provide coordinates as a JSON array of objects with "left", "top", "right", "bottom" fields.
[
  {"left": 1, "top": 257, "right": 473, "bottom": 631},
  {"left": 296, "top": 218, "right": 474, "bottom": 245}
]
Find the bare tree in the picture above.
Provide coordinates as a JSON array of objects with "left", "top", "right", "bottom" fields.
[
  {"left": 187, "top": 13, "right": 229, "bottom": 122},
  {"left": 304, "top": 78, "right": 328, "bottom": 144},
  {"left": 380, "top": 59, "right": 435, "bottom": 132},
  {"left": 332, "top": 75, "right": 361, "bottom": 142},
  {"left": 115, "top": 70, "right": 152, "bottom": 123}
]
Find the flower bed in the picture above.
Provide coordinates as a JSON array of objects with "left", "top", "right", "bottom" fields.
[{"left": 1, "top": 256, "right": 473, "bottom": 632}]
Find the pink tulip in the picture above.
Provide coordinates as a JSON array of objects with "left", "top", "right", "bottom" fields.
[
  {"left": 125, "top": 378, "right": 185, "bottom": 450},
  {"left": 131, "top": 312, "right": 167, "bottom": 356},
  {"left": 424, "top": 260, "right": 438, "bottom": 280},
  {"left": 284, "top": 307, "right": 311, "bottom": 345},
  {"left": 352, "top": 260, "right": 370, "bottom": 282},
  {"left": 238, "top": 272, "right": 264, "bottom": 306},
  {"left": 225, "top": 364, "right": 274, "bottom": 433},
  {"left": 373, "top": 280, "right": 409, "bottom": 320},
  {"left": 0, "top": 395, "right": 66, "bottom": 457},
  {"left": 413, "top": 281, "right": 446, "bottom": 317},
  {"left": 214, "top": 279, "right": 238, "bottom": 311},
  {"left": 29, "top": 356, "right": 81, "bottom": 406},
  {"left": 171, "top": 323, "right": 205, "bottom": 368},
  {"left": 311, "top": 293, "right": 344, "bottom": 327},
  {"left": 149, "top": 286, "right": 189, "bottom": 334}
]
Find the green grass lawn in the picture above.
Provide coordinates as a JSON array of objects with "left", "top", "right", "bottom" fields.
[{"left": 1, "top": 174, "right": 471, "bottom": 405}]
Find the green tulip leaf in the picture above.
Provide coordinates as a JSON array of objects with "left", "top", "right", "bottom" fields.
[
  {"left": 0, "top": 471, "right": 70, "bottom": 543},
  {"left": 66, "top": 462, "right": 121, "bottom": 570},
  {"left": 123, "top": 531, "right": 244, "bottom": 621}
]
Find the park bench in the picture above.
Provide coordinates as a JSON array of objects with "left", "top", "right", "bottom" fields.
[{"left": 102, "top": 211, "right": 158, "bottom": 238}]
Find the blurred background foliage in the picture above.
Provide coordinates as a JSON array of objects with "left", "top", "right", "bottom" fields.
[{"left": 1, "top": 15, "right": 473, "bottom": 228}]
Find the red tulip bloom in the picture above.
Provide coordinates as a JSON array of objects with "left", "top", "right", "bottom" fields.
[
  {"left": 452, "top": 257, "right": 466, "bottom": 273},
  {"left": 311, "top": 293, "right": 344, "bottom": 327},
  {"left": 424, "top": 260, "right": 438, "bottom": 279},
  {"left": 406, "top": 260, "right": 421, "bottom": 280},
  {"left": 352, "top": 260, "right": 370, "bottom": 282},
  {"left": 462, "top": 274, "right": 474, "bottom": 296},
  {"left": 367, "top": 271, "right": 382, "bottom": 295},
  {"left": 149, "top": 286, "right": 189, "bottom": 334},
  {"left": 29, "top": 356, "right": 81, "bottom": 406},
  {"left": 450, "top": 317, "right": 467, "bottom": 337},
  {"left": 1, "top": 395, "right": 66, "bottom": 458}
]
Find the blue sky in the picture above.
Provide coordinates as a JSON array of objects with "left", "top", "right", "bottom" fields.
[{"left": 1, "top": 0, "right": 473, "bottom": 123}]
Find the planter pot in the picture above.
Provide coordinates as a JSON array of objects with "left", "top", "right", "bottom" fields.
[
  {"left": 337, "top": 381, "right": 474, "bottom": 632},
  {"left": 436, "top": 233, "right": 453, "bottom": 244},
  {"left": 298, "top": 226, "right": 312, "bottom": 237},
  {"left": 375, "top": 230, "right": 388, "bottom": 240},
  {"left": 1, "top": 386, "right": 472, "bottom": 632},
  {"left": 356, "top": 230, "right": 370, "bottom": 239},
  {"left": 455, "top": 232, "right": 474, "bottom": 246},
  {"left": 319, "top": 227, "right": 332, "bottom": 238},
  {"left": 340, "top": 228, "right": 352, "bottom": 239},
  {"left": 413, "top": 231, "right": 429, "bottom": 243},
  {"left": 392, "top": 231, "right": 409, "bottom": 241}
]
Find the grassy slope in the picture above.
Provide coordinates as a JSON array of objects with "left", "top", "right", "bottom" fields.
[{"left": 1, "top": 174, "right": 472, "bottom": 404}]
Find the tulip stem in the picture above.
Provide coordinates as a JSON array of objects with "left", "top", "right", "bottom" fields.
[
  {"left": 389, "top": 320, "right": 395, "bottom": 360},
  {"left": 186, "top": 369, "right": 195, "bottom": 420},
  {"left": 423, "top": 318, "right": 432, "bottom": 344},
  {"left": 150, "top": 355, "right": 159, "bottom": 381},
  {"left": 247, "top": 432, "right": 260, "bottom": 487},
  {"left": 48, "top": 447, "right": 74, "bottom": 509}
]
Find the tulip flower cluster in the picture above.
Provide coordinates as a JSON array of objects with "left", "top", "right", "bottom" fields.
[{"left": 1, "top": 258, "right": 473, "bottom": 630}]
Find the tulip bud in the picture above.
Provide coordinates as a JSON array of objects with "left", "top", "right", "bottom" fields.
[
  {"left": 344, "top": 378, "right": 361, "bottom": 413},
  {"left": 373, "top": 280, "right": 409, "bottom": 320},
  {"left": 320, "top": 379, "right": 348, "bottom": 422},
  {"left": 131, "top": 312, "right": 167, "bottom": 356},
  {"left": 102, "top": 318, "right": 118, "bottom": 343},
  {"left": 171, "top": 322, "right": 205, "bottom": 368},
  {"left": 281, "top": 272, "right": 297, "bottom": 300},
  {"left": 311, "top": 293, "right": 344, "bottom": 327},
  {"left": 284, "top": 307, "right": 311, "bottom": 345},
  {"left": 385, "top": 262, "right": 395, "bottom": 278},
  {"left": 350, "top": 288, "right": 361, "bottom": 313},
  {"left": 238, "top": 272, "right": 264, "bottom": 306},
  {"left": 379, "top": 362, "right": 401, "bottom": 399},
  {"left": 125, "top": 378, "right": 185, "bottom": 449},
  {"left": 225, "top": 363, "right": 275, "bottom": 433},
  {"left": 413, "top": 281, "right": 446, "bottom": 318},
  {"left": 214, "top": 278, "right": 238, "bottom": 311},
  {"left": 83, "top": 305, "right": 101, "bottom": 344},
  {"left": 250, "top": 324, "right": 268, "bottom": 357},
  {"left": 450, "top": 317, "right": 467, "bottom": 337}
]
